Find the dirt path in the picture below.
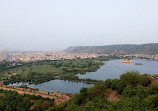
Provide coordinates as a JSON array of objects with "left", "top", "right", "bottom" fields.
[
  {"left": 0, "top": 86, "right": 70, "bottom": 105},
  {"left": 0, "top": 86, "right": 56, "bottom": 99}
]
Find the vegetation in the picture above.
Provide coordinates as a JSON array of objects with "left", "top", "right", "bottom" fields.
[
  {"left": 0, "top": 58, "right": 105, "bottom": 84},
  {"left": 47, "top": 71, "right": 158, "bottom": 111},
  {"left": 0, "top": 89, "right": 55, "bottom": 111},
  {"left": 65, "top": 43, "right": 158, "bottom": 55},
  {"left": 1, "top": 71, "right": 158, "bottom": 111},
  {"left": 19, "top": 85, "right": 30, "bottom": 89}
]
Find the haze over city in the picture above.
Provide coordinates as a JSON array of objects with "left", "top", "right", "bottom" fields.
[
  {"left": 2, "top": 1, "right": 158, "bottom": 110},
  {"left": 1, "top": 0, "right": 158, "bottom": 51}
]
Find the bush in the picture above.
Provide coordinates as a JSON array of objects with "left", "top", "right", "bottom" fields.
[
  {"left": 149, "top": 85, "right": 158, "bottom": 95},
  {"left": 120, "top": 71, "right": 151, "bottom": 87},
  {"left": 122, "top": 85, "right": 137, "bottom": 97},
  {"left": 104, "top": 79, "right": 125, "bottom": 94},
  {"left": 104, "top": 79, "right": 112, "bottom": 88},
  {"left": 110, "top": 79, "right": 120, "bottom": 90},
  {"left": 145, "top": 94, "right": 158, "bottom": 109},
  {"left": 88, "top": 82, "right": 107, "bottom": 100}
]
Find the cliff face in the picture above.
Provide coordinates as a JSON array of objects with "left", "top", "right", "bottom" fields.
[{"left": 64, "top": 43, "right": 158, "bottom": 55}]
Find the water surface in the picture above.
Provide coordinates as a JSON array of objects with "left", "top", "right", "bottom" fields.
[
  {"left": 9, "top": 60, "right": 158, "bottom": 93},
  {"left": 77, "top": 60, "right": 158, "bottom": 80},
  {"left": 8, "top": 80, "right": 94, "bottom": 94}
]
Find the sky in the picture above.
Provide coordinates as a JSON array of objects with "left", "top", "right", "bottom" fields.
[{"left": 0, "top": 0, "right": 158, "bottom": 51}]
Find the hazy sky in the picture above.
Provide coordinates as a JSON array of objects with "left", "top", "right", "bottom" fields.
[{"left": 1, "top": 0, "right": 158, "bottom": 51}]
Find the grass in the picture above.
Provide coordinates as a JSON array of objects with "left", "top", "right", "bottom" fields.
[{"left": 1, "top": 58, "right": 105, "bottom": 84}]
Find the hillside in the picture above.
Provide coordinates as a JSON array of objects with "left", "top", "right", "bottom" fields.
[
  {"left": 48, "top": 71, "right": 158, "bottom": 111},
  {"left": 1, "top": 71, "right": 158, "bottom": 111},
  {"left": 0, "top": 89, "right": 55, "bottom": 111},
  {"left": 65, "top": 43, "right": 158, "bottom": 55}
]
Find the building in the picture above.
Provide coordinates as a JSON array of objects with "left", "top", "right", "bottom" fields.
[{"left": 121, "top": 59, "right": 132, "bottom": 63}]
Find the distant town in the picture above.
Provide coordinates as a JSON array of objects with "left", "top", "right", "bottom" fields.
[
  {"left": 0, "top": 51, "right": 100, "bottom": 62},
  {"left": 0, "top": 51, "right": 158, "bottom": 63}
]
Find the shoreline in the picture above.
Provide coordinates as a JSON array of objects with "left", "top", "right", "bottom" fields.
[{"left": 2, "top": 58, "right": 105, "bottom": 85}]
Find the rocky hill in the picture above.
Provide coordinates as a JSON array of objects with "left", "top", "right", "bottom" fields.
[{"left": 65, "top": 43, "right": 158, "bottom": 55}]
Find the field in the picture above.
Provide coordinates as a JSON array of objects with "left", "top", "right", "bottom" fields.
[{"left": 0, "top": 58, "right": 105, "bottom": 84}]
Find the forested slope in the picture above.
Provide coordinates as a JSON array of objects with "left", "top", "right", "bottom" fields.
[
  {"left": 1, "top": 71, "right": 158, "bottom": 111},
  {"left": 0, "top": 90, "right": 55, "bottom": 111},
  {"left": 49, "top": 71, "right": 158, "bottom": 111}
]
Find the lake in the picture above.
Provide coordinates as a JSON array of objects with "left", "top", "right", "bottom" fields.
[
  {"left": 8, "top": 80, "right": 94, "bottom": 94},
  {"left": 77, "top": 60, "right": 158, "bottom": 80},
  {"left": 8, "top": 60, "right": 158, "bottom": 93}
]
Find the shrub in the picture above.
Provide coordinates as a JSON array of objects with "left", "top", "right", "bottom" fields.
[
  {"left": 104, "top": 79, "right": 112, "bottom": 88},
  {"left": 88, "top": 82, "right": 107, "bottom": 100},
  {"left": 120, "top": 71, "right": 151, "bottom": 87},
  {"left": 149, "top": 85, "right": 158, "bottom": 95},
  {"left": 145, "top": 94, "right": 158, "bottom": 109}
]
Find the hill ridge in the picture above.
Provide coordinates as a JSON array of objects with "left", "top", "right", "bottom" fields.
[{"left": 65, "top": 43, "right": 158, "bottom": 55}]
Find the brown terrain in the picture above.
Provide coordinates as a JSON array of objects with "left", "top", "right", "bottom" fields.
[
  {"left": 105, "top": 88, "right": 121, "bottom": 101},
  {"left": 0, "top": 83, "right": 70, "bottom": 105},
  {"left": 146, "top": 76, "right": 158, "bottom": 86}
]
